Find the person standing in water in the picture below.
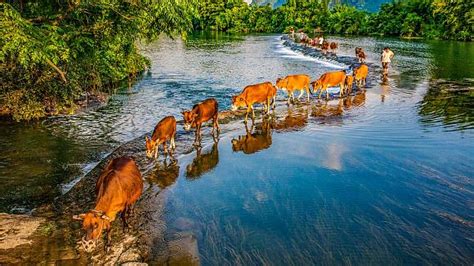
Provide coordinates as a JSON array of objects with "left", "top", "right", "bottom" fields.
[{"left": 381, "top": 47, "right": 395, "bottom": 76}]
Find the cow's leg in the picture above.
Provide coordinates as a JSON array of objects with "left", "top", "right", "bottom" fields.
[
  {"left": 324, "top": 85, "right": 329, "bottom": 100},
  {"left": 163, "top": 142, "right": 168, "bottom": 157},
  {"left": 245, "top": 105, "right": 251, "bottom": 124},
  {"left": 287, "top": 93, "right": 291, "bottom": 105},
  {"left": 251, "top": 105, "right": 255, "bottom": 121},
  {"left": 104, "top": 227, "right": 112, "bottom": 252},
  {"left": 306, "top": 86, "right": 311, "bottom": 102},
  {"left": 214, "top": 114, "right": 220, "bottom": 134},
  {"left": 171, "top": 132, "right": 176, "bottom": 150},
  {"left": 154, "top": 145, "right": 159, "bottom": 159},
  {"left": 121, "top": 207, "right": 129, "bottom": 232},
  {"left": 340, "top": 83, "right": 345, "bottom": 98},
  {"left": 297, "top": 89, "right": 304, "bottom": 100},
  {"left": 272, "top": 96, "right": 276, "bottom": 110}
]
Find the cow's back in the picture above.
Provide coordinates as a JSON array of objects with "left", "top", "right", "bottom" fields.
[
  {"left": 286, "top": 75, "right": 310, "bottom": 89},
  {"left": 355, "top": 65, "right": 368, "bottom": 79},
  {"left": 96, "top": 157, "right": 143, "bottom": 208},
  {"left": 320, "top": 71, "right": 345, "bottom": 86},
  {"left": 242, "top": 83, "right": 273, "bottom": 103},
  {"left": 196, "top": 98, "right": 218, "bottom": 121},
  {"left": 152, "top": 116, "right": 176, "bottom": 141}
]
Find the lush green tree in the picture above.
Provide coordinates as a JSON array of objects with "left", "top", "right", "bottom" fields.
[{"left": 1, "top": 0, "right": 195, "bottom": 121}]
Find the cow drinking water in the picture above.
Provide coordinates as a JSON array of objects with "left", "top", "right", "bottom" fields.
[
  {"left": 145, "top": 116, "right": 176, "bottom": 159},
  {"left": 73, "top": 157, "right": 143, "bottom": 252}
]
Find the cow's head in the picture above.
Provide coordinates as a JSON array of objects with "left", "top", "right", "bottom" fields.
[
  {"left": 182, "top": 110, "right": 197, "bottom": 131},
  {"left": 145, "top": 135, "right": 157, "bottom": 158},
  {"left": 231, "top": 95, "right": 246, "bottom": 111},
  {"left": 275, "top": 78, "right": 286, "bottom": 90},
  {"left": 311, "top": 80, "right": 322, "bottom": 91},
  {"left": 231, "top": 136, "right": 243, "bottom": 152},
  {"left": 73, "top": 210, "right": 111, "bottom": 252}
]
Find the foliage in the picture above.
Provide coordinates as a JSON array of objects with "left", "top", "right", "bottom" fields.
[
  {"left": 1, "top": 0, "right": 195, "bottom": 121},
  {"left": 194, "top": 0, "right": 473, "bottom": 41}
]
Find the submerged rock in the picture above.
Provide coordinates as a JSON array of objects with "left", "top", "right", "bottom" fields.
[{"left": 0, "top": 213, "right": 45, "bottom": 250}]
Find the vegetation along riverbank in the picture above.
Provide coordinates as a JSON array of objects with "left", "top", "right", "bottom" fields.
[{"left": 1, "top": 0, "right": 472, "bottom": 121}]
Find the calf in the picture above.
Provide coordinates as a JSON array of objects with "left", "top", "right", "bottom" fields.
[
  {"left": 275, "top": 74, "right": 311, "bottom": 104},
  {"left": 311, "top": 71, "right": 346, "bottom": 100},
  {"left": 73, "top": 157, "right": 143, "bottom": 252},
  {"left": 330, "top": 42, "right": 338, "bottom": 54},
  {"left": 355, "top": 47, "right": 366, "bottom": 63},
  {"left": 353, "top": 64, "right": 369, "bottom": 87},
  {"left": 231, "top": 82, "right": 276, "bottom": 123},
  {"left": 145, "top": 116, "right": 176, "bottom": 159},
  {"left": 321, "top": 41, "right": 330, "bottom": 54},
  {"left": 182, "top": 98, "right": 219, "bottom": 145}
]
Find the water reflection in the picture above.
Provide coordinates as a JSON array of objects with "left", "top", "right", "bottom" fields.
[
  {"left": 273, "top": 106, "right": 309, "bottom": 132},
  {"left": 419, "top": 79, "right": 474, "bottom": 131},
  {"left": 231, "top": 121, "right": 273, "bottom": 154},
  {"left": 186, "top": 142, "right": 220, "bottom": 179},
  {"left": 148, "top": 160, "right": 180, "bottom": 189}
]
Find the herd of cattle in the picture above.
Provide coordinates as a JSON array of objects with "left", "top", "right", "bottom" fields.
[{"left": 72, "top": 48, "right": 370, "bottom": 253}]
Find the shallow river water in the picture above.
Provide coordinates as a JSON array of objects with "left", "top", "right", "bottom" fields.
[{"left": 1, "top": 33, "right": 473, "bottom": 264}]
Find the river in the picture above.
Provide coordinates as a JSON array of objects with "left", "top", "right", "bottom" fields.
[{"left": 0, "top": 32, "right": 473, "bottom": 264}]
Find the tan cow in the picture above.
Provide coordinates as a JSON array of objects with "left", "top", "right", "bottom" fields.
[
  {"left": 311, "top": 71, "right": 346, "bottom": 100},
  {"left": 231, "top": 82, "right": 276, "bottom": 123},
  {"left": 353, "top": 64, "right": 368, "bottom": 87},
  {"left": 275, "top": 74, "right": 311, "bottom": 104}
]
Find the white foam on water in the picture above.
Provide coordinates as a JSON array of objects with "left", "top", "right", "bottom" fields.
[{"left": 274, "top": 38, "right": 347, "bottom": 70}]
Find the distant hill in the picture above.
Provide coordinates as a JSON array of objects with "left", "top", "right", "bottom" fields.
[{"left": 246, "top": 0, "right": 392, "bottom": 12}]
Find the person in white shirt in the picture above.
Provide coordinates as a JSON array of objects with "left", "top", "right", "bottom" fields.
[{"left": 381, "top": 47, "right": 395, "bottom": 75}]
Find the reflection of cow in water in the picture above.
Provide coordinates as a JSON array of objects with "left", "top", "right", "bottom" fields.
[
  {"left": 232, "top": 121, "right": 272, "bottom": 154},
  {"left": 186, "top": 142, "right": 219, "bottom": 179},
  {"left": 273, "top": 107, "right": 308, "bottom": 132},
  {"left": 148, "top": 160, "right": 179, "bottom": 189}
]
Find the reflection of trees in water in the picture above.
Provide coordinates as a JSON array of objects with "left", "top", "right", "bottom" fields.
[
  {"left": 186, "top": 142, "right": 219, "bottom": 179},
  {"left": 419, "top": 80, "right": 473, "bottom": 131},
  {"left": 148, "top": 160, "right": 180, "bottom": 189}
]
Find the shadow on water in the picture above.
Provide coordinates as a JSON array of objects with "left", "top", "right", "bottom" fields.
[
  {"left": 186, "top": 142, "right": 220, "bottom": 180},
  {"left": 231, "top": 121, "right": 273, "bottom": 155}
]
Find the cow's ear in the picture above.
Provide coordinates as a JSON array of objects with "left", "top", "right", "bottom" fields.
[
  {"left": 276, "top": 78, "right": 281, "bottom": 82},
  {"left": 73, "top": 213, "right": 85, "bottom": 220},
  {"left": 145, "top": 135, "right": 149, "bottom": 142},
  {"left": 232, "top": 96, "right": 236, "bottom": 101}
]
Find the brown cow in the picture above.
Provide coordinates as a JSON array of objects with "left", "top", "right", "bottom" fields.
[
  {"left": 231, "top": 121, "right": 272, "bottom": 154},
  {"left": 321, "top": 41, "right": 330, "bottom": 54},
  {"left": 311, "top": 71, "right": 346, "bottom": 100},
  {"left": 186, "top": 142, "right": 219, "bottom": 179},
  {"left": 145, "top": 116, "right": 176, "bottom": 159},
  {"left": 353, "top": 64, "right": 368, "bottom": 87},
  {"left": 73, "top": 157, "right": 143, "bottom": 252},
  {"left": 275, "top": 74, "right": 311, "bottom": 104},
  {"left": 182, "top": 98, "right": 219, "bottom": 145},
  {"left": 330, "top": 42, "right": 338, "bottom": 54},
  {"left": 355, "top": 47, "right": 366, "bottom": 63},
  {"left": 231, "top": 82, "right": 276, "bottom": 123}
]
